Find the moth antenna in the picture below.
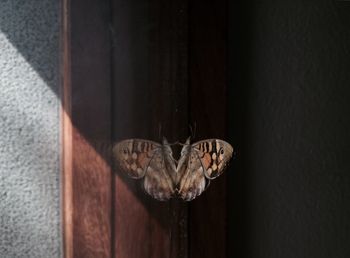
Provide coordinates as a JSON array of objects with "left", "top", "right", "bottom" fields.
[
  {"left": 177, "top": 137, "right": 191, "bottom": 146},
  {"left": 232, "top": 150, "right": 238, "bottom": 160},
  {"left": 158, "top": 123, "right": 162, "bottom": 141},
  {"left": 189, "top": 123, "right": 197, "bottom": 140},
  {"left": 162, "top": 138, "right": 179, "bottom": 146},
  {"left": 189, "top": 124, "right": 193, "bottom": 139},
  {"left": 167, "top": 140, "right": 180, "bottom": 146},
  {"left": 193, "top": 122, "right": 197, "bottom": 139}
]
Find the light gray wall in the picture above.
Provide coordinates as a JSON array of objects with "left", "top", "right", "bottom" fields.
[{"left": 0, "top": 1, "right": 61, "bottom": 258}]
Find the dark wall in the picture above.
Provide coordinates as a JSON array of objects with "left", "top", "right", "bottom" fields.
[{"left": 229, "top": 1, "right": 350, "bottom": 257}]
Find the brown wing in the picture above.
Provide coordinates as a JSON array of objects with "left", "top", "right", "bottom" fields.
[
  {"left": 113, "top": 139, "right": 161, "bottom": 179},
  {"left": 143, "top": 145, "right": 176, "bottom": 201},
  {"left": 192, "top": 139, "right": 233, "bottom": 179},
  {"left": 177, "top": 143, "right": 207, "bottom": 201},
  {"left": 113, "top": 138, "right": 176, "bottom": 201}
]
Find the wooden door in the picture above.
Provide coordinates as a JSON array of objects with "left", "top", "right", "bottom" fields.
[{"left": 62, "top": 0, "right": 228, "bottom": 257}]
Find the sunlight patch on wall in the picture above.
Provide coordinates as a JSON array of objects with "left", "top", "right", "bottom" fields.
[{"left": 0, "top": 1, "right": 61, "bottom": 258}]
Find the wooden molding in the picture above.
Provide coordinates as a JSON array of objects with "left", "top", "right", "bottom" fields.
[
  {"left": 61, "top": 0, "right": 112, "bottom": 257},
  {"left": 61, "top": 0, "right": 73, "bottom": 257}
]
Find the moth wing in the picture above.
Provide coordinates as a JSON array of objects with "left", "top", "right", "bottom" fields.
[
  {"left": 192, "top": 139, "right": 233, "bottom": 179},
  {"left": 177, "top": 145, "right": 207, "bottom": 201},
  {"left": 143, "top": 147, "right": 176, "bottom": 201},
  {"left": 113, "top": 139, "right": 161, "bottom": 179}
]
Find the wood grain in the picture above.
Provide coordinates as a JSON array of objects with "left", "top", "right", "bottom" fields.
[
  {"left": 61, "top": 0, "right": 73, "bottom": 257},
  {"left": 72, "top": 132, "right": 112, "bottom": 258},
  {"left": 111, "top": 1, "right": 188, "bottom": 257},
  {"left": 62, "top": 0, "right": 113, "bottom": 257},
  {"left": 188, "top": 0, "right": 228, "bottom": 257}
]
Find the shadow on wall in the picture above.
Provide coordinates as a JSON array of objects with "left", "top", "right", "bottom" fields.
[
  {"left": 0, "top": 1, "right": 61, "bottom": 258},
  {"left": 228, "top": 1, "right": 350, "bottom": 258},
  {"left": 0, "top": 1, "right": 60, "bottom": 94}
]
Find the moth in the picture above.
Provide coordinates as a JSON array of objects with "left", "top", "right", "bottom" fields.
[{"left": 113, "top": 138, "right": 233, "bottom": 201}]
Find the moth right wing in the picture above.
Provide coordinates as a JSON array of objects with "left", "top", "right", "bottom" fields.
[
  {"left": 176, "top": 139, "right": 207, "bottom": 201},
  {"left": 192, "top": 139, "right": 233, "bottom": 179}
]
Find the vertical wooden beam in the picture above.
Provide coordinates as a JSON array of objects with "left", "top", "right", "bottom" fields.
[
  {"left": 62, "top": 1, "right": 228, "bottom": 257},
  {"left": 61, "top": 0, "right": 73, "bottom": 257},
  {"left": 188, "top": 0, "right": 228, "bottom": 257},
  {"left": 111, "top": 1, "right": 188, "bottom": 257},
  {"left": 62, "top": 0, "right": 113, "bottom": 257},
  {"left": 148, "top": 3, "right": 189, "bottom": 257}
]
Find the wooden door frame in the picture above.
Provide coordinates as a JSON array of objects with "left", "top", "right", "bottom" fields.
[
  {"left": 61, "top": 0, "right": 113, "bottom": 257},
  {"left": 61, "top": 0, "right": 228, "bottom": 257}
]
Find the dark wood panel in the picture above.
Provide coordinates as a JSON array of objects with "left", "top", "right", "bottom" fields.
[
  {"left": 64, "top": 0, "right": 113, "bottom": 257},
  {"left": 63, "top": 0, "right": 229, "bottom": 257},
  {"left": 188, "top": 0, "right": 228, "bottom": 257},
  {"left": 111, "top": 1, "right": 189, "bottom": 258},
  {"left": 72, "top": 132, "right": 112, "bottom": 258}
]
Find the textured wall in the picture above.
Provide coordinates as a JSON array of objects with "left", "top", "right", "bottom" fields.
[
  {"left": 0, "top": 1, "right": 61, "bottom": 258},
  {"left": 229, "top": 1, "right": 350, "bottom": 257}
]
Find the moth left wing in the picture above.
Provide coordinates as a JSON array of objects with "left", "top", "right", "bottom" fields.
[
  {"left": 192, "top": 139, "right": 233, "bottom": 179},
  {"left": 113, "top": 138, "right": 177, "bottom": 201},
  {"left": 113, "top": 139, "right": 161, "bottom": 179}
]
